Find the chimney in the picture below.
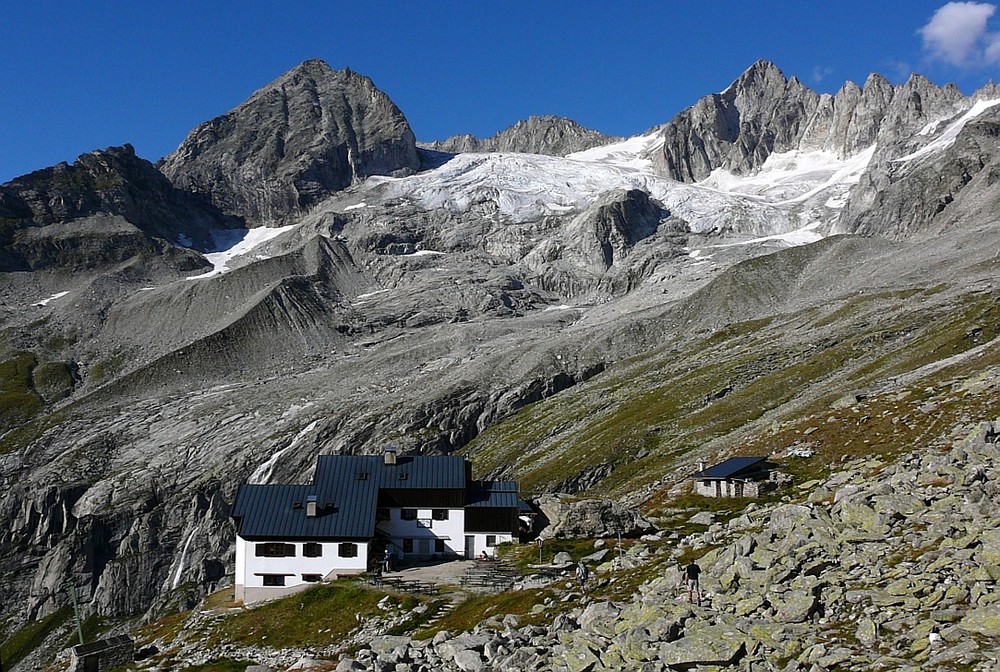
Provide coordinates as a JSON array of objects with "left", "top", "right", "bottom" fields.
[
  {"left": 306, "top": 494, "right": 318, "bottom": 517},
  {"left": 384, "top": 446, "right": 397, "bottom": 465},
  {"left": 697, "top": 460, "right": 705, "bottom": 472}
]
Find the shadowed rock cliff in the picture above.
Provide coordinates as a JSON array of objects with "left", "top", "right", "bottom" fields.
[{"left": 0, "top": 144, "right": 234, "bottom": 273}]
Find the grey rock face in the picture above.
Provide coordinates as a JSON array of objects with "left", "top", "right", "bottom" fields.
[
  {"left": 0, "top": 144, "right": 233, "bottom": 272},
  {"left": 520, "top": 189, "right": 672, "bottom": 297},
  {"left": 648, "top": 60, "right": 820, "bottom": 181},
  {"left": 419, "top": 115, "right": 619, "bottom": 157},
  {"left": 160, "top": 60, "right": 420, "bottom": 225},
  {"left": 837, "top": 106, "right": 1000, "bottom": 237},
  {"left": 798, "top": 74, "right": 895, "bottom": 157},
  {"left": 645, "top": 59, "right": 981, "bottom": 190}
]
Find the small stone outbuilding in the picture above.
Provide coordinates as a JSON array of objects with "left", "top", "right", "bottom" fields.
[{"left": 692, "top": 456, "right": 774, "bottom": 498}]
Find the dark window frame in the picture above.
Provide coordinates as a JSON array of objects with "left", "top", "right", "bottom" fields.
[
  {"left": 486, "top": 535, "right": 497, "bottom": 547},
  {"left": 302, "top": 574, "right": 322, "bottom": 583},
  {"left": 338, "top": 542, "right": 358, "bottom": 558},
  {"left": 262, "top": 574, "right": 286, "bottom": 586},
  {"left": 401, "top": 508, "right": 418, "bottom": 521},
  {"left": 432, "top": 509, "right": 449, "bottom": 521},
  {"left": 303, "top": 542, "right": 323, "bottom": 558},
  {"left": 255, "top": 542, "right": 295, "bottom": 558},
  {"left": 435, "top": 539, "right": 446, "bottom": 553}
]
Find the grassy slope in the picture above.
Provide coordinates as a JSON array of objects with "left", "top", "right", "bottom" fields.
[{"left": 464, "top": 286, "right": 1000, "bottom": 502}]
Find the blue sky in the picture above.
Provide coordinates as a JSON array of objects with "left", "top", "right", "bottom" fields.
[{"left": 2, "top": 1, "right": 999, "bottom": 183}]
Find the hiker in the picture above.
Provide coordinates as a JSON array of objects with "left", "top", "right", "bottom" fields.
[
  {"left": 575, "top": 561, "right": 589, "bottom": 590},
  {"left": 383, "top": 548, "right": 393, "bottom": 573},
  {"left": 682, "top": 560, "right": 702, "bottom": 604}
]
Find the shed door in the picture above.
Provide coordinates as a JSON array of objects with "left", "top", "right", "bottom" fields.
[{"left": 465, "top": 535, "right": 475, "bottom": 558}]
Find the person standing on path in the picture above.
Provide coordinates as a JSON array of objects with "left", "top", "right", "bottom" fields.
[
  {"left": 575, "top": 562, "right": 589, "bottom": 591},
  {"left": 683, "top": 560, "right": 702, "bottom": 604}
]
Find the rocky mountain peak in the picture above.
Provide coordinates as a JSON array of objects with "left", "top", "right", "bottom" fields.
[
  {"left": 725, "top": 59, "right": 787, "bottom": 96},
  {"left": 644, "top": 61, "right": 992, "bottom": 180},
  {"left": 160, "top": 59, "right": 420, "bottom": 226},
  {"left": 648, "top": 59, "right": 819, "bottom": 181},
  {"left": 863, "top": 72, "right": 892, "bottom": 92},
  {"left": 419, "top": 115, "right": 619, "bottom": 157},
  {"left": 973, "top": 80, "right": 1000, "bottom": 100}
]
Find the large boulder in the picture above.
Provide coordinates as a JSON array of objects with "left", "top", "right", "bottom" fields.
[
  {"left": 656, "top": 624, "right": 748, "bottom": 668},
  {"left": 535, "top": 495, "right": 656, "bottom": 539}
]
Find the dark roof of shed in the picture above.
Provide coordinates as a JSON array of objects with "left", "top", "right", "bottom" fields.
[{"left": 692, "top": 456, "right": 769, "bottom": 479}]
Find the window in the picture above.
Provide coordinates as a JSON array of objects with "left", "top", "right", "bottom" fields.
[
  {"left": 401, "top": 508, "right": 417, "bottom": 521},
  {"left": 338, "top": 543, "right": 358, "bottom": 558},
  {"left": 402, "top": 538, "right": 413, "bottom": 553},
  {"left": 262, "top": 575, "right": 286, "bottom": 586},
  {"left": 486, "top": 535, "right": 497, "bottom": 548},
  {"left": 302, "top": 574, "right": 322, "bottom": 583},
  {"left": 303, "top": 542, "right": 323, "bottom": 558},
  {"left": 435, "top": 539, "right": 446, "bottom": 553},
  {"left": 432, "top": 509, "right": 449, "bottom": 521},
  {"left": 256, "top": 543, "right": 295, "bottom": 557},
  {"left": 356, "top": 471, "right": 369, "bottom": 480}
]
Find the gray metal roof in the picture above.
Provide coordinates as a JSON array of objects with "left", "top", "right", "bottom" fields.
[
  {"left": 465, "top": 480, "right": 520, "bottom": 508},
  {"left": 233, "top": 454, "right": 489, "bottom": 540},
  {"left": 231, "top": 483, "right": 375, "bottom": 540},
  {"left": 692, "top": 456, "right": 769, "bottom": 479}
]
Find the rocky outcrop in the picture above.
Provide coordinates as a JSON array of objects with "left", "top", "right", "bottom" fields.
[
  {"left": 419, "top": 116, "right": 619, "bottom": 157},
  {"left": 160, "top": 59, "right": 420, "bottom": 225},
  {"left": 0, "top": 144, "right": 233, "bottom": 272},
  {"left": 2, "top": 475, "right": 233, "bottom": 622},
  {"left": 534, "top": 494, "right": 656, "bottom": 539},
  {"left": 519, "top": 189, "right": 684, "bottom": 297},
  {"left": 799, "top": 73, "right": 895, "bottom": 156}
]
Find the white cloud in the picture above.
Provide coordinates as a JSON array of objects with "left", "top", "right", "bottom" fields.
[
  {"left": 987, "top": 32, "right": 1000, "bottom": 61},
  {"left": 919, "top": 2, "right": 999, "bottom": 65},
  {"left": 811, "top": 65, "right": 834, "bottom": 84}
]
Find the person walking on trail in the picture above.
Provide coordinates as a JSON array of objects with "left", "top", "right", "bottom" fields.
[
  {"left": 683, "top": 560, "right": 702, "bottom": 604},
  {"left": 575, "top": 562, "right": 589, "bottom": 591}
]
